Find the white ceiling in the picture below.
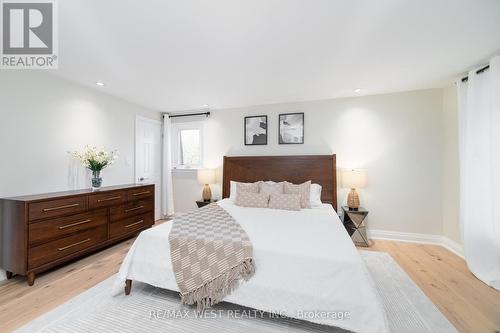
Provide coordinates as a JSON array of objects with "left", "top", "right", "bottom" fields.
[{"left": 54, "top": 0, "right": 500, "bottom": 111}]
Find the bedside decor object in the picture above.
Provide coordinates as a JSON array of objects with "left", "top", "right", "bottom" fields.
[
  {"left": 244, "top": 115, "right": 267, "bottom": 145},
  {"left": 197, "top": 168, "right": 216, "bottom": 201},
  {"left": 70, "top": 146, "right": 118, "bottom": 190},
  {"left": 341, "top": 169, "right": 367, "bottom": 210},
  {"left": 342, "top": 206, "right": 370, "bottom": 247},
  {"left": 279, "top": 112, "right": 304, "bottom": 144}
]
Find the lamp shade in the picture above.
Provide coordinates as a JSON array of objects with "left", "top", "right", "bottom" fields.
[
  {"left": 197, "top": 169, "right": 216, "bottom": 185},
  {"left": 342, "top": 169, "right": 367, "bottom": 189}
]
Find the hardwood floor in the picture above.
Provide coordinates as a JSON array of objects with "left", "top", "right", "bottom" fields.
[
  {"left": 369, "top": 240, "right": 500, "bottom": 333},
  {"left": 0, "top": 227, "right": 499, "bottom": 333}
]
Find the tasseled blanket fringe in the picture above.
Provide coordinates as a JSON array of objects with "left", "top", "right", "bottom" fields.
[{"left": 180, "top": 258, "right": 255, "bottom": 312}]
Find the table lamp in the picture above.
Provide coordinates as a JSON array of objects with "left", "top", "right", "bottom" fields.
[
  {"left": 197, "top": 169, "right": 216, "bottom": 201},
  {"left": 342, "top": 169, "right": 367, "bottom": 210}
]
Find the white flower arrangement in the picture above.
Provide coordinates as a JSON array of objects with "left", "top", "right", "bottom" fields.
[{"left": 69, "top": 145, "right": 119, "bottom": 172}]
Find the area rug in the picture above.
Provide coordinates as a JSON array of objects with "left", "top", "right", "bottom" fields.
[{"left": 15, "top": 251, "right": 457, "bottom": 333}]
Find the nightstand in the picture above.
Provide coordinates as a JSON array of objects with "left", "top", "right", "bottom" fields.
[
  {"left": 196, "top": 199, "right": 217, "bottom": 208},
  {"left": 341, "top": 206, "right": 370, "bottom": 247}
]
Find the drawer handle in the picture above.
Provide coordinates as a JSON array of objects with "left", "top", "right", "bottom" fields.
[
  {"left": 124, "top": 205, "right": 144, "bottom": 213},
  {"left": 132, "top": 191, "right": 150, "bottom": 196},
  {"left": 57, "top": 238, "right": 91, "bottom": 251},
  {"left": 97, "top": 196, "right": 121, "bottom": 203},
  {"left": 125, "top": 220, "right": 144, "bottom": 228},
  {"left": 43, "top": 203, "right": 80, "bottom": 212},
  {"left": 58, "top": 219, "right": 92, "bottom": 229}
]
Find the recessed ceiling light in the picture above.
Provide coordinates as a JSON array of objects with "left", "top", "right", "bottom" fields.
[
  {"left": 203, "top": 104, "right": 209, "bottom": 108},
  {"left": 95, "top": 81, "right": 105, "bottom": 87},
  {"left": 354, "top": 88, "right": 362, "bottom": 93}
]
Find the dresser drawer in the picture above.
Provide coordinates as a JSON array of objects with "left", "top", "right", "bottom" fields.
[
  {"left": 28, "top": 225, "right": 107, "bottom": 269},
  {"left": 29, "top": 196, "right": 88, "bottom": 222},
  {"left": 88, "top": 190, "right": 127, "bottom": 209},
  {"left": 127, "top": 186, "right": 154, "bottom": 201},
  {"left": 110, "top": 213, "right": 154, "bottom": 239},
  {"left": 29, "top": 209, "right": 107, "bottom": 246},
  {"left": 110, "top": 199, "right": 153, "bottom": 222}
]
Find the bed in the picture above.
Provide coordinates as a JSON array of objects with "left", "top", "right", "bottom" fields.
[{"left": 112, "top": 155, "right": 389, "bottom": 333}]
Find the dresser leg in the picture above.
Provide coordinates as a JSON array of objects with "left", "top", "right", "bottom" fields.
[
  {"left": 125, "top": 279, "right": 132, "bottom": 295},
  {"left": 6, "top": 271, "right": 13, "bottom": 279},
  {"left": 27, "top": 272, "right": 36, "bottom": 286}
]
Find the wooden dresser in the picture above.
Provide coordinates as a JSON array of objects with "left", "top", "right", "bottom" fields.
[{"left": 0, "top": 184, "right": 155, "bottom": 285}]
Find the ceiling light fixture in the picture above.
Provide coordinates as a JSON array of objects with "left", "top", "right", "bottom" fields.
[
  {"left": 202, "top": 104, "right": 209, "bottom": 108},
  {"left": 354, "top": 88, "right": 361, "bottom": 93},
  {"left": 95, "top": 81, "right": 105, "bottom": 87}
]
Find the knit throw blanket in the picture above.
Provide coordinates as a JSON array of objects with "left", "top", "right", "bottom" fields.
[{"left": 168, "top": 203, "right": 255, "bottom": 311}]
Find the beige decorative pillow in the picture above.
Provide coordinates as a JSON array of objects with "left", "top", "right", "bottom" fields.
[
  {"left": 269, "top": 193, "right": 301, "bottom": 211},
  {"left": 236, "top": 181, "right": 260, "bottom": 197},
  {"left": 260, "top": 181, "right": 284, "bottom": 196},
  {"left": 284, "top": 181, "right": 311, "bottom": 208},
  {"left": 235, "top": 191, "right": 269, "bottom": 208}
]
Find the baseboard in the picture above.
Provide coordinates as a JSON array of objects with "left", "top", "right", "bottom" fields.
[
  {"left": 368, "top": 229, "right": 443, "bottom": 245},
  {"left": 368, "top": 229, "right": 464, "bottom": 258},
  {"left": 441, "top": 236, "right": 465, "bottom": 258}
]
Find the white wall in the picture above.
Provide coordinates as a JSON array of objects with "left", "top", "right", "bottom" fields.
[
  {"left": 0, "top": 71, "right": 161, "bottom": 281},
  {"left": 442, "top": 85, "right": 461, "bottom": 245},
  {"left": 172, "top": 89, "right": 445, "bottom": 238}
]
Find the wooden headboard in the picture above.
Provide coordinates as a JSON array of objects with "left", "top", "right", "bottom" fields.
[{"left": 222, "top": 155, "right": 337, "bottom": 208}]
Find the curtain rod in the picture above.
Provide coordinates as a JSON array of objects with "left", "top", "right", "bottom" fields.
[
  {"left": 461, "top": 65, "right": 490, "bottom": 82},
  {"left": 164, "top": 112, "right": 210, "bottom": 118}
]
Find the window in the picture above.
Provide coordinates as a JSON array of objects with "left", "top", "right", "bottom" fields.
[{"left": 172, "top": 122, "right": 203, "bottom": 169}]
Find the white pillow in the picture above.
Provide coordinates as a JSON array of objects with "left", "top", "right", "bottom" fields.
[{"left": 310, "top": 183, "right": 322, "bottom": 207}]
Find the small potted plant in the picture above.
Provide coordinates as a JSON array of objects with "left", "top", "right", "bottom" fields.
[{"left": 70, "top": 145, "right": 118, "bottom": 189}]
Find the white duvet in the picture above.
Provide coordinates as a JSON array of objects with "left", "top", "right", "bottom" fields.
[{"left": 113, "top": 199, "right": 389, "bottom": 333}]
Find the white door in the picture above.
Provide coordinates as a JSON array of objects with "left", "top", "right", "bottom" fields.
[{"left": 135, "top": 116, "right": 162, "bottom": 220}]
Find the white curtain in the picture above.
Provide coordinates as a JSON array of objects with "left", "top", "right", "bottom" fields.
[
  {"left": 457, "top": 54, "right": 500, "bottom": 290},
  {"left": 162, "top": 115, "right": 175, "bottom": 217}
]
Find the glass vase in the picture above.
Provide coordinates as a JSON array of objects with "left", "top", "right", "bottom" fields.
[{"left": 91, "top": 170, "right": 102, "bottom": 190}]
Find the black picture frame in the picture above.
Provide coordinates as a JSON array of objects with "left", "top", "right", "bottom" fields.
[
  {"left": 244, "top": 115, "right": 268, "bottom": 145},
  {"left": 279, "top": 112, "right": 304, "bottom": 144}
]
